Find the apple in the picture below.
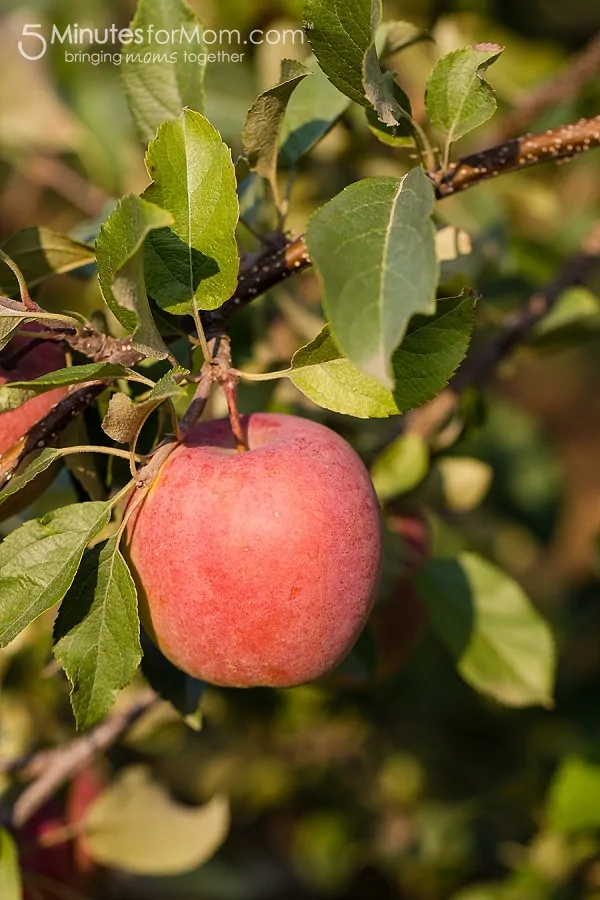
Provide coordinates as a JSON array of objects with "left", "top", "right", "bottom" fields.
[
  {"left": 66, "top": 764, "right": 107, "bottom": 876},
  {"left": 125, "top": 413, "right": 382, "bottom": 687},
  {"left": 17, "top": 799, "right": 73, "bottom": 900},
  {"left": 0, "top": 326, "right": 67, "bottom": 520}
]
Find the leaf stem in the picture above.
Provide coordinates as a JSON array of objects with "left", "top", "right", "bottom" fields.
[
  {"left": 223, "top": 378, "right": 248, "bottom": 452},
  {"left": 192, "top": 300, "right": 212, "bottom": 363},
  {"left": 56, "top": 445, "right": 145, "bottom": 464},
  {"left": 0, "top": 249, "right": 36, "bottom": 310},
  {"left": 231, "top": 367, "right": 292, "bottom": 382}
]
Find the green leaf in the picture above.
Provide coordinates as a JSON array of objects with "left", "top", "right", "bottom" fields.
[
  {"left": 0, "top": 311, "right": 26, "bottom": 351},
  {"left": 54, "top": 536, "right": 141, "bottom": 729},
  {"left": 0, "top": 448, "right": 63, "bottom": 507},
  {"left": 546, "top": 756, "right": 600, "bottom": 834},
  {"left": 416, "top": 552, "right": 556, "bottom": 708},
  {"left": 122, "top": 0, "right": 206, "bottom": 144},
  {"left": 306, "top": 168, "right": 438, "bottom": 388},
  {"left": 304, "top": 0, "right": 412, "bottom": 134},
  {"left": 366, "top": 72, "right": 414, "bottom": 147},
  {"left": 363, "top": 41, "right": 412, "bottom": 129},
  {"left": 0, "top": 306, "right": 80, "bottom": 352},
  {"left": 528, "top": 286, "right": 600, "bottom": 349},
  {"left": 304, "top": 0, "right": 374, "bottom": 107},
  {"left": 0, "top": 363, "right": 143, "bottom": 412},
  {"left": 425, "top": 43, "right": 504, "bottom": 145},
  {"left": 390, "top": 293, "right": 476, "bottom": 410},
  {"left": 143, "top": 109, "right": 239, "bottom": 315},
  {"left": 242, "top": 59, "right": 311, "bottom": 207},
  {"left": 279, "top": 59, "right": 351, "bottom": 167},
  {"left": 0, "top": 502, "right": 112, "bottom": 648},
  {"left": 83, "top": 766, "right": 229, "bottom": 875},
  {"left": 0, "top": 829, "right": 21, "bottom": 900},
  {"left": 0, "top": 227, "right": 95, "bottom": 296},
  {"left": 96, "top": 195, "right": 174, "bottom": 360},
  {"left": 370, "top": 433, "right": 429, "bottom": 502},
  {"left": 141, "top": 631, "right": 205, "bottom": 730},
  {"left": 289, "top": 294, "right": 475, "bottom": 417},
  {"left": 290, "top": 326, "right": 399, "bottom": 417},
  {"left": 102, "top": 367, "right": 187, "bottom": 444}
]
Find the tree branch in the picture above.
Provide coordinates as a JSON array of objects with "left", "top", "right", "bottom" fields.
[
  {"left": 1, "top": 689, "right": 157, "bottom": 828},
  {"left": 435, "top": 114, "right": 600, "bottom": 196},
  {"left": 405, "top": 220, "right": 600, "bottom": 440},
  {"left": 208, "top": 114, "right": 600, "bottom": 319},
  {"left": 495, "top": 32, "right": 600, "bottom": 141},
  {"left": 0, "top": 383, "right": 107, "bottom": 490}
]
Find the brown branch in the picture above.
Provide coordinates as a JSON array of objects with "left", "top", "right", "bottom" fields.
[
  {"left": 406, "top": 220, "right": 600, "bottom": 440},
  {"left": 435, "top": 115, "right": 600, "bottom": 196},
  {"left": 496, "top": 32, "right": 600, "bottom": 141},
  {"left": 210, "top": 114, "right": 600, "bottom": 319},
  {"left": 1, "top": 690, "right": 157, "bottom": 828},
  {"left": 0, "top": 383, "right": 106, "bottom": 490},
  {"left": 20, "top": 156, "right": 110, "bottom": 219},
  {"left": 205, "top": 236, "right": 311, "bottom": 327},
  {"left": 4, "top": 115, "right": 600, "bottom": 473}
]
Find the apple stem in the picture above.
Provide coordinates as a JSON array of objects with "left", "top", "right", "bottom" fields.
[{"left": 223, "top": 378, "right": 248, "bottom": 452}]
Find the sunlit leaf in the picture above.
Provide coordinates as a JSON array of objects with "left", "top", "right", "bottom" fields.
[
  {"left": 417, "top": 552, "right": 556, "bottom": 707},
  {"left": 243, "top": 59, "right": 311, "bottom": 206},
  {"left": 370, "top": 433, "right": 429, "bottom": 502},
  {"left": 122, "top": 0, "right": 206, "bottom": 144},
  {"left": 0, "top": 829, "right": 21, "bottom": 900},
  {"left": 290, "top": 294, "right": 475, "bottom": 416},
  {"left": 425, "top": 44, "right": 504, "bottom": 145},
  {"left": 54, "top": 536, "right": 141, "bottom": 729},
  {"left": 546, "top": 756, "right": 600, "bottom": 834},
  {"left": 0, "top": 502, "right": 112, "bottom": 648},
  {"left": 306, "top": 168, "right": 438, "bottom": 388},
  {"left": 279, "top": 59, "right": 350, "bottom": 166},
  {"left": 83, "top": 767, "right": 229, "bottom": 875},
  {"left": 96, "top": 195, "right": 174, "bottom": 360},
  {"left": 0, "top": 227, "right": 95, "bottom": 296},
  {"left": 143, "top": 110, "right": 239, "bottom": 315}
]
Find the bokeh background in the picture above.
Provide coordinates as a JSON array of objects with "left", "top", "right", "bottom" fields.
[{"left": 2, "top": 0, "right": 600, "bottom": 898}]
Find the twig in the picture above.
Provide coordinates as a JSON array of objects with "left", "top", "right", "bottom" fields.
[
  {"left": 206, "top": 235, "right": 311, "bottom": 326},
  {"left": 435, "top": 115, "right": 600, "bottom": 196},
  {"left": 0, "top": 383, "right": 107, "bottom": 490},
  {"left": 406, "top": 220, "right": 600, "bottom": 440},
  {"left": 496, "top": 33, "right": 600, "bottom": 141},
  {"left": 20, "top": 156, "right": 110, "bottom": 219},
  {"left": 2, "top": 690, "right": 157, "bottom": 829}
]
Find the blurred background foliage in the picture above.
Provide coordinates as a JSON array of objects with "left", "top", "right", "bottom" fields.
[{"left": 2, "top": 0, "right": 600, "bottom": 897}]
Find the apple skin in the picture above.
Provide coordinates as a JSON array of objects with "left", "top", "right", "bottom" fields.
[
  {"left": 0, "top": 327, "right": 67, "bottom": 520},
  {"left": 17, "top": 800, "right": 73, "bottom": 900},
  {"left": 125, "top": 413, "right": 383, "bottom": 688}
]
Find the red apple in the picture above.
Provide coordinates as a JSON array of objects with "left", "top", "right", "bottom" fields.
[
  {"left": 0, "top": 326, "right": 67, "bottom": 520},
  {"left": 66, "top": 765, "right": 107, "bottom": 876},
  {"left": 17, "top": 800, "right": 73, "bottom": 900},
  {"left": 125, "top": 413, "right": 382, "bottom": 687}
]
